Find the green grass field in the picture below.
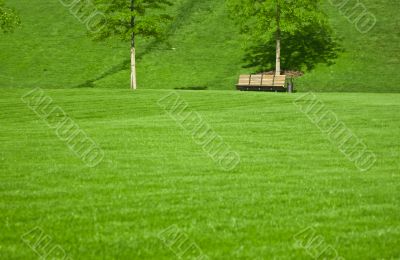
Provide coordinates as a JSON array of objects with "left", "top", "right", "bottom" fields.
[
  {"left": 0, "top": 88, "right": 399, "bottom": 258},
  {"left": 1, "top": 0, "right": 400, "bottom": 258}
]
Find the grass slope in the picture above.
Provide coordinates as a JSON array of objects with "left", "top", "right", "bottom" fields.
[
  {"left": 0, "top": 89, "right": 399, "bottom": 258},
  {"left": 0, "top": 0, "right": 399, "bottom": 92},
  {"left": 296, "top": 0, "right": 400, "bottom": 92}
]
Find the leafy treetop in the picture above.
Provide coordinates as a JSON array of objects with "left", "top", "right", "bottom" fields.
[{"left": 91, "top": 0, "right": 173, "bottom": 40}]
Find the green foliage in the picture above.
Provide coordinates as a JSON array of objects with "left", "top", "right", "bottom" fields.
[
  {"left": 0, "top": 0, "right": 20, "bottom": 33},
  {"left": 226, "top": 0, "right": 341, "bottom": 72},
  {"left": 91, "top": 0, "right": 173, "bottom": 41},
  {"left": 227, "top": 0, "right": 325, "bottom": 38}
]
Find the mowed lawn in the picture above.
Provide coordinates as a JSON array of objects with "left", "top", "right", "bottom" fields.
[{"left": 0, "top": 88, "right": 399, "bottom": 259}]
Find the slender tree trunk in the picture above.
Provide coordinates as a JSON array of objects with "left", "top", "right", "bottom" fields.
[
  {"left": 131, "top": 44, "right": 137, "bottom": 90},
  {"left": 275, "top": 33, "right": 281, "bottom": 76},
  {"left": 275, "top": 2, "right": 281, "bottom": 76},
  {"left": 130, "top": 0, "right": 137, "bottom": 90}
]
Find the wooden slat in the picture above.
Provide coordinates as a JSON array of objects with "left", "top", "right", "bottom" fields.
[
  {"left": 262, "top": 75, "right": 274, "bottom": 80},
  {"left": 238, "top": 75, "right": 250, "bottom": 85},
  {"left": 261, "top": 82, "right": 273, "bottom": 86},
  {"left": 260, "top": 75, "right": 271, "bottom": 85},
  {"left": 260, "top": 75, "right": 274, "bottom": 86},
  {"left": 273, "top": 75, "right": 286, "bottom": 87},
  {"left": 250, "top": 75, "right": 262, "bottom": 86},
  {"left": 274, "top": 76, "right": 286, "bottom": 81},
  {"left": 237, "top": 74, "right": 287, "bottom": 89}
]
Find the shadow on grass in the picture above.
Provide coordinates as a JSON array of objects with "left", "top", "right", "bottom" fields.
[
  {"left": 74, "top": 59, "right": 130, "bottom": 88},
  {"left": 243, "top": 24, "right": 343, "bottom": 73},
  {"left": 73, "top": 0, "right": 212, "bottom": 88},
  {"left": 174, "top": 86, "right": 208, "bottom": 90}
]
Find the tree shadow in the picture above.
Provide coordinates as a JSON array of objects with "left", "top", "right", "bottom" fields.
[
  {"left": 73, "top": 0, "right": 208, "bottom": 88},
  {"left": 174, "top": 86, "right": 208, "bottom": 90},
  {"left": 74, "top": 59, "right": 130, "bottom": 88},
  {"left": 243, "top": 24, "right": 343, "bottom": 73}
]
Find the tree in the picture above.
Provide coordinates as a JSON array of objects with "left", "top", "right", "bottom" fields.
[
  {"left": 227, "top": 0, "right": 339, "bottom": 75},
  {"left": 0, "top": 0, "right": 20, "bottom": 33},
  {"left": 91, "top": 0, "right": 173, "bottom": 90}
]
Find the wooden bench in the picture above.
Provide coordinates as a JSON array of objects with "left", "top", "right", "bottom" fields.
[{"left": 236, "top": 74, "right": 287, "bottom": 92}]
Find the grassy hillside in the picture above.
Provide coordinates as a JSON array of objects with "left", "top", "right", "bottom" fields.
[
  {"left": 296, "top": 0, "right": 400, "bottom": 92},
  {"left": 0, "top": 88, "right": 399, "bottom": 258},
  {"left": 0, "top": 0, "right": 399, "bottom": 92},
  {"left": 0, "top": 0, "right": 247, "bottom": 90}
]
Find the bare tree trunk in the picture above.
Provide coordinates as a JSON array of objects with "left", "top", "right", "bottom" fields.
[
  {"left": 130, "top": 0, "right": 137, "bottom": 90},
  {"left": 275, "top": 3, "right": 281, "bottom": 76},
  {"left": 276, "top": 35, "right": 281, "bottom": 76},
  {"left": 130, "top": 46, "right": 137, "bottom": 90}
]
